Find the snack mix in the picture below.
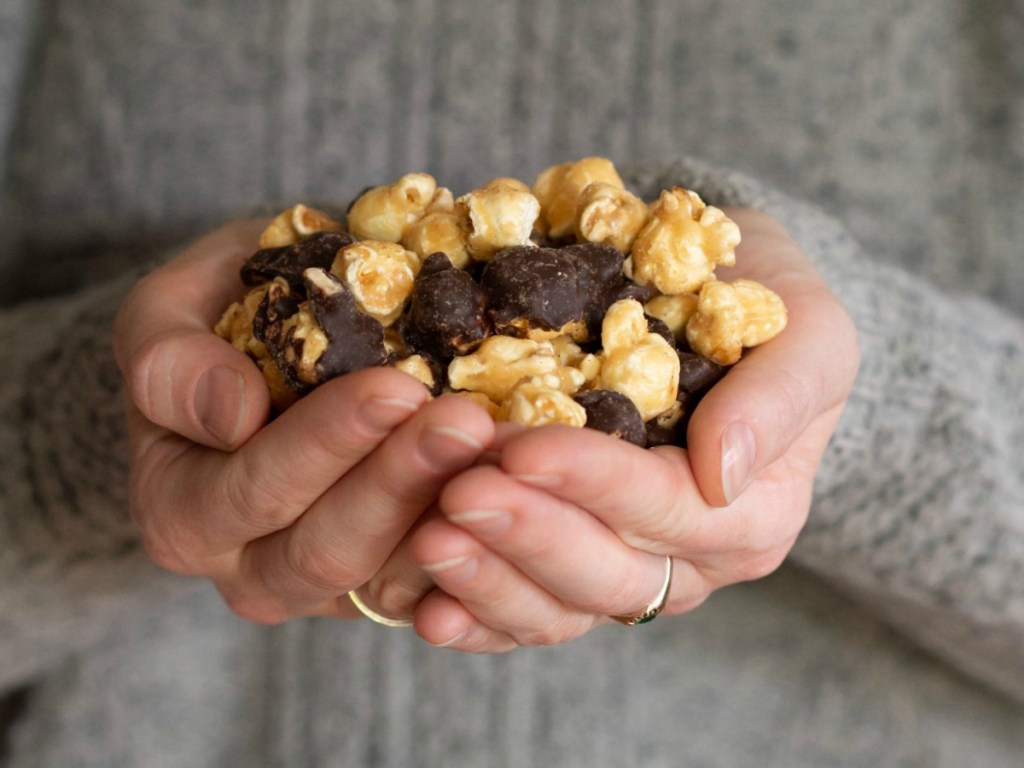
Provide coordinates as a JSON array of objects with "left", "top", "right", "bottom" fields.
[{"left": 215, "top": 157, "right": 787, "bottom": 448}]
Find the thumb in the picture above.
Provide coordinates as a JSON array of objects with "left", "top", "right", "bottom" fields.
[
  {"left": 127, "top": 328, "right": 270, "bottom": 450},
  {"left": 114, "top": 219, "right": 272, "bottom": 450}
]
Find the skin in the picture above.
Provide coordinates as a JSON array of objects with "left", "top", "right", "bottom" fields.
[{"left": 114, "top": 209, "right": 859, "bottom": 647}]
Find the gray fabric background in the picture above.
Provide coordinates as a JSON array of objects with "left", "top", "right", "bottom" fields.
[{"left": 1, "top": 1, "right": 1023, "bottom": 766}]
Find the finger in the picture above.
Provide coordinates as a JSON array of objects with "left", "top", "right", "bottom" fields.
[
  {"left": 114, "top": 219, "right": 272, "bottom": 449},
  {"left": 496, "top": 426, "right": 773, "bottom": 558},
  {"left": 232, "top": 394, "right": 495, "bottom": 617},
  {"left": 411, "top": 518, "right": 599, "bottom": 647},
  {"left": 414, "top": 590, "right": 519, "bottom": 653},
  {"left": 689, "top": 209, "right": 860, "bottom": 505},
  {"left": 130, "top": 367, "right": 432, "bottom": 572},
  {"left": 436, "top": 465, "right": 709, "bottom": 616}
]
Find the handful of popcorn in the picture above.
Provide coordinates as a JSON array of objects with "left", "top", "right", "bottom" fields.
[{"left": 215, "top": 157, "right": 787, "bottom": 448}]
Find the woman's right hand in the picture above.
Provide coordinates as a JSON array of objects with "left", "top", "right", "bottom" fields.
[{"left": 113, "top": 220, "right": 494, "bottom": 623}]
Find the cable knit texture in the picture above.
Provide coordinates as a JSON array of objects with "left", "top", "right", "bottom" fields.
[{"left": 1, "top": 1, "right": 1023, "bottom": 766}]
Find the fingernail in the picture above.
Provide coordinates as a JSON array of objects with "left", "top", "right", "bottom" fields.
[
  {"left": 422, "top": 554, "right": 478, "bottom": 583},
  {"left": 419, "top": 425, "right": 486, "bottom": 468},
  {"left": 721, "top": 421, "right": 757, "bottom": 504},
  {"left": 431, "top": 629, "right": 468, "bottom": 648},
  {"left": 510, "top": 473, "right": 562, "bottom": 489},
  {"left": 448, "top": 509, "right": 512, "bottom": 537},
  {"left": 361, "top": 396, "right": 422, "bottom": 433},
  {"left": 195, "top": 366, "right": 245, "bottom": 445}
]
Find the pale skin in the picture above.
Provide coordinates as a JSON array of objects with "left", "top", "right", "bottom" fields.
[{"left": 113, "top": 208, "right": 859, "bottom": 648}]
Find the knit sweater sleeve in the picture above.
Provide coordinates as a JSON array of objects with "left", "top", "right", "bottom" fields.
[
  {"left": 0, "top": 273, "right": 199, "bottom": 693},
  {"left": 630, "top": 160, "right": 1024, "bottom": 702}
]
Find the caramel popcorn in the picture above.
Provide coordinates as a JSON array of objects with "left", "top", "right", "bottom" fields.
[
  {"left": 685, "top": 278, "right": 788, "bottom": 365},
  {"left": 259, "top": 204, "right": 345, "bottom": 248},
  {"left": 447, "top": 336, "right": 563, "bottom": 404},
  {"left": 628, "top": 188, "right": 740, "bottom": 295},
  {"left": 458, "top": 179, "right": 540, "bottom": 261},
  {"left": 575, "top": 182, "right": 649, "bottom": 253},
  {"left": 347, "top": 173, "right": 439, "bottom": 242},
  {"left": 533, "top": 157, "right": 625, "bottom": 239},
  {"left": 503, "top": 375, "right": 588, "bottom": 429},
  {"left": 331, "top": 241, "right": 421, "bottom": 326},
  {"left": 597, "top": 299, "right": 680, "bottom": 421},
  {"left": 644, "top": 292, "right": 700, "bottom": 340}
]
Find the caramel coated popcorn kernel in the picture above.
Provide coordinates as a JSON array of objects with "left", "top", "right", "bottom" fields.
[
  {"left": 597, "top": 299, "right": 681, "bottom": 421},
  {"left": 347, "top": 172, "right": 439, "bottom": 242},
  {"left": 685, "top": 278, "right": 788, "bottom": 365},
  {"left": 458, "top": 179, "right": 540, "bottom": 261},
  {"left": 259, "top": 204, "right": 346, "bottom": 248},
  {"left": 628, "top": 188, "right": 740, "bottom": 295},
  {"left": 533, "top": 157, "right": 625, "bottom": 239},
  {"left": 332, "top": 240, "right": 421, "bottom": 326},
  {"left": 575, "top": 182, "right": 649, "bottom": 253}
]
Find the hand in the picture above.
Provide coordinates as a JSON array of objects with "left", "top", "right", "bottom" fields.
[
  {"left": 376, "top": 209, "right": 859, "bottom": 651},
  {"left": 113, "top": 221, "right": 494, "bottom": 623}
]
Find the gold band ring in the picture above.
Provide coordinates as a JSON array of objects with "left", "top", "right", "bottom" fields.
[
  {"left": 347, "top": 589, "right": 414, "bottom": 628},
  {"left": 611, "top": 556, "right": 673, "bottom": 626}
]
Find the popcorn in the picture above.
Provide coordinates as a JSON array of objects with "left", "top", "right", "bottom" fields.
[
  {"left": 347, "top": 173, "right": 440, "bottom": 242},
  {"left": 596, "top": 299, "right": 680, "bottom": 421},
  {"left": 332, "top": 240, "right": 421, "bottom": 326},
  {"left": 259, "top": 204, "right": 346, "bottom": 248},
  {"left": 458, "top": 179, "right": 540, "bottom": 261},
  {"left": 685, "top": 278, "right": 788, "bottom": 365},
  {"left": 502, "top": 375, "right": 588, "bottom": 429},
  {"left": 628, "top": 188, "right": 740, "bottom": 295},
  {"left": 533, "top": 157, "right": 625, "bottom": 239},
  {"left": 575, "top": 182, "right": 649, "bottom": 253},
  {"left": 215, "top": 159, "right": 788, "bottom": 448}
]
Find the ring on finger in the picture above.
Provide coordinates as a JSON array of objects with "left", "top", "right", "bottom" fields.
[
  {"left": 348, "top": 587, "right": 414, "bottom": 628},
  {"left": 611, "top": 556, "right": 673, "bottom": 626}
]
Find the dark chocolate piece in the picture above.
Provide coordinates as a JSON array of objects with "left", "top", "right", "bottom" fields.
[
  {"left": 573, "top": 389, "right": 647, "bottom": 447},
  {"left": 401, "top": 253, "right": 490, "bottom": 362},
  {"left": 305, "top": 268, "right": 388, "bottom": 380},
  {"left": 678, "top": 351, "right": 727, "bottom": 395},
  {"left": 481, "top": 246, "right": 585, "bottom": 337},
  {"left": 561, "top": 242, "right": 629, "bottom": 339},
  {"left": 241, "top": 231, "right": 356, "bottom": 292}
]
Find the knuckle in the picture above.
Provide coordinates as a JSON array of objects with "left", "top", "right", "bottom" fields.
[
  {"left": 514, "top": 614, "right": 579, "bottom": 647},
  {"left": 286, "top": 538, "right": 360, "bottom": 595},
  {"left": 219, "top": 589, "right": 290, "bottom": 625},
  {"left": 222, "top": 458, "right": 293, "bottom": 534},
  {"left": 368, "top": 575, "right": 421, "bottom": 619}
]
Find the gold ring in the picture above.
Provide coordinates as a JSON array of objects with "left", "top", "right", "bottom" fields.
[
  {"left": 347, "top": 588, "right": 414, "bottom": 628},
  {"left": 611, "top": 556, "right": 673, "bottom": 626}
]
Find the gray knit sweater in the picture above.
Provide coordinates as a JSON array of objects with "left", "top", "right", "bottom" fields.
[{"left": 2, "top": 2, "right": 1023, "bottom": 766}]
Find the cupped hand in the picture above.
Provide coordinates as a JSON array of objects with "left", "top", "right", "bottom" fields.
[
  {"left": 113, "top": 221, "right": 494, "bottom": 623},
  {"left": 385, "top": 208, "right": 859, "bottom": 651}
]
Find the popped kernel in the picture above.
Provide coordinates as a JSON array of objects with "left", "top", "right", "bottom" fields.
[
  {"left": 533, "top": 157, "right": 625, "bottom": 239},
  {"left": 575, "top": 182, "right": 649, "bottom": 253},
  {"left": 458, "top": 179, "right": 541, "bottom": 261},
  {"left": 685, "top": 278, "right": 788, "bottom": 365},
  {"left": 347, "top": 173, "right": 438, "bottom": 242},
  {"left": 332, "top": 241, "right": 421, "bottom": 326},
  {"left": 259, "top": 204, "right": 345, "bottom": 248},
  {"left": 393, "top": 353, "right": 436, "bottom": 392},
  {"left": 447, "top": 335, "right": 561, "bottom": 404},
  {"left": 644, "top": 293, "right": 700, "bottom": 340},
  {"left": 628, "top": 188, "right": 740, "bottom": 295},
  {"left": 597, "top": 299, "right": 680, "bottom": 421},
  {"left": 402, "top": 209, "right": 472, "bottom": 269},
  {"left": 503, "top": 375, "right": 587, "bottom": 429}
]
